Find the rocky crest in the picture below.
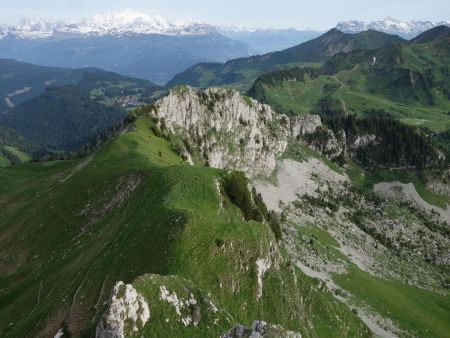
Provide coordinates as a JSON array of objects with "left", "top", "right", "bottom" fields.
[
  {"left": 221, "top": 320, "right": 302, "bottom": 338},
  {"left": 152, "top": 86, "right": 321, "bottom": 177},
  {"left": 96, "top": 282, "right": 150, "bottom": 338}
]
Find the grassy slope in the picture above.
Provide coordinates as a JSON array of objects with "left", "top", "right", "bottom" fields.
[
  {"left": 3, "top": 146, "right": 31, "bottom": 163},
  {"left": 334, "top": 266, "right": 450, "bottom": 338},
  {"left": 279, "top": 142, "right": 450, "bottom": 337},
  {"left": 249, "top": 41, "right": 450, "bottom": 132},
  {"left": 0, "top": 117, "right": 368, "bottom": 337},
  {"left": 290, "top": 201, "right": 450, "bottom": 338},
  {"left": 253, "top": 70, "right": 450, "bottom": 132},
  {"left": 0, "top": 154, "right": 10, "bottom": 167},
  {"left": 168, "top": 29, "right": 403, "bottom": 90}
]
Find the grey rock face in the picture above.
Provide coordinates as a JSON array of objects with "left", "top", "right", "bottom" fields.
[
  {"left": 220, "top": 320, "right": 302, "bottom": 338},
  {"left": 290, "top": 115, "right": 321, "bottom": 138},
  {"left": 96, "top": 282, "right": 150, "bottom": 338},
  {"left": 305, "top": 128, "right": 345, "bottom": 160},
  {"left": 347, "top": 134, "right": 378, "bottom": 157},
  {"left": 153, "top": 86, "right": 321, "bottom": 177}
]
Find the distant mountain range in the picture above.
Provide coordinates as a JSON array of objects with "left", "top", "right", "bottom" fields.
[
  {"left": 1, "top": 11, "right": 447, "bottom": 43},
  {"left": 168, "top": 28, "right": 405, "bottom": 88},
  {"left": 0, "top": 10, "right": 319, "bottom": 41},
  {"left": 0, "top": 10, "right": 220, "bottom": 39},
  {"left": 0, "top": 12, "right": 448, "bottom": 84},
  {"left": 0, "top": 10, "right": 323, "bottom": 56},
  {"left": 336, "top": 17, "right": 450, "bottom": 39},
  {"left": 248, "top": 26, "right": 450, "bottom": 135}
]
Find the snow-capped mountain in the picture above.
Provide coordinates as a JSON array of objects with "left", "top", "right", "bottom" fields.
[
  {"left": 0, "top": 9, "right": 323, "bottom": 43},
  {"left": 0, "top": 10, "right": 256, "bottom": 85},
  {"left": 0, "top": 9, "right": 218, "bottom": 39},
  {"left": 336, "top": 17, "right": 450, "bottom": 39},
  {"left": 0, "top": 9, "right": 325, "bottom": 54}
]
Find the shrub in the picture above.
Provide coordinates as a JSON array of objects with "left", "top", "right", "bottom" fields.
[
  {"left": 224, "top": 172, "right": 281, "bottom": 240},
  {"left": 152, "top": 125, "right": 162, "bottom": 137},
  {"left": 224, "top": 171, "right": 254, "bottom": 221},
  {"left": 253, "top": 188, "right": 269, "bottom": 220},
  {"left": 268, "top": 211, "right": 282, "bottom": 241}
]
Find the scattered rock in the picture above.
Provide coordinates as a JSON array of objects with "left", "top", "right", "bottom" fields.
[{"left": 220, "top": 320, "right": 301, "bottom": 338}]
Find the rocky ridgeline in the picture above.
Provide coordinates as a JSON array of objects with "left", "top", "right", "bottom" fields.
[{"left": 152, "top": 86, "right": 321, "bottom": 177}]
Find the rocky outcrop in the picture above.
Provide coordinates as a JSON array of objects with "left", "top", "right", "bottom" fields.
[
  {"left": 303, "top": 128, "right": 345, "bottom": 160},
  {"left": 96, "top": 282, "right": 150, "bottom": 338},
  {"left": 152, "top": 86, "right": 413, "bottom": 176},
  {"left": 255, "top": 241, "right": 282, "bottom": 300},
  {"left": 97, "top": 274, "right": 232, "bottom": 337},
  {"left": 221, "top": 320, "right": 302, "bottom": 338},
  {"left": 290, "top": 115, "right": 321, "bottom": 138},
  {"left": 152, "top": 86, "right": 321, "bottom": 177}
]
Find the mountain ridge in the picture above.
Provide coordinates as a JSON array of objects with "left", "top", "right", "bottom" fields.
[
  {"left": 0, "top": 10, "right": 321, "bottom": 40},
  {"left": 336, "top": 17, "right": 450, "bottom": 39},
  {"left": 167, "top": 28, "right": 405, "bottom": 88}
]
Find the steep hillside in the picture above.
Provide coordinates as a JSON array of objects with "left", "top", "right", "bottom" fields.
[
  {"left": 167, "top": 29, "right": 404, "bottom": 89},
  {"left": 1, "top": 87, "right": 448, "bottom": 338},
  {"left": 0, "top": 60, "right": 164, "bottom": 159},
  {"left": 0, "top": 86, "right": 127, "bottom": 152},
  {"left": 0, "top": 113, "right": 368, "bottom": 337},
  {"left": 254, "top": 153, "right": 450, "bottom": 337},
  {"left": 0, "top": 59, "right": 161, "bottom": 114},
  {"left": 409, "top": 25, "right": 450, "bottom": 43},
  {"left": 149, "top": 86, "right": 322, "bottom": 177},
  {"left": 0, "top": 126, "right": 37, "bottom": 166},
  {"left": 0, "top": 59, "right": 78, "bottom": 113}
]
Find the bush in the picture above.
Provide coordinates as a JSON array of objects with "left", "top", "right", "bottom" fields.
[
  {"left": 224, "top": 171, "right": 254, "bottom": 221},
  {"left": 253, "top": 188, "right": 269, "bottom": 220},
  {"left": 224, "top": 171, "right": 282, "bottom": 240},
  {"left": 125, "top": 111, "right": 137, "bottom": 123},
  {"left": 268, "top": 211, "right": 282, "bottom": 241},
  {"left": 152, "top": 125, "right": 163, "bottom": 137}
]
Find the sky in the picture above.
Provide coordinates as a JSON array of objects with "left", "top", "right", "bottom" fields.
[{"left": 0, "top": 0, "right": 449, "bottom": 29}]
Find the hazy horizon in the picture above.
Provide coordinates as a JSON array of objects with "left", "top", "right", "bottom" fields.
[{"left": 0, "top": 0, "right": 449, "bottom": 29}]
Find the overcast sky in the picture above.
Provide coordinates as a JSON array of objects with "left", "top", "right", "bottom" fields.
[{"left": 0, "top": 0, "right": 449, "bottom": 28}]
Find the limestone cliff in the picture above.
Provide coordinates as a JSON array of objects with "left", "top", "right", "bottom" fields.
[{"left": 151, "top": 86, "right": 321, "bottom": 177}]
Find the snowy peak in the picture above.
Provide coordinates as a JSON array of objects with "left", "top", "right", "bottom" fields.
[
  {"left": 336, "top": 18, "right": 450, "bottom": 38},
  {"left": 86, "top": 9, "right": 216, "bottom": 35},
  {"left": 0, "top": 9, "right": 218, "bottom": 39}
]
